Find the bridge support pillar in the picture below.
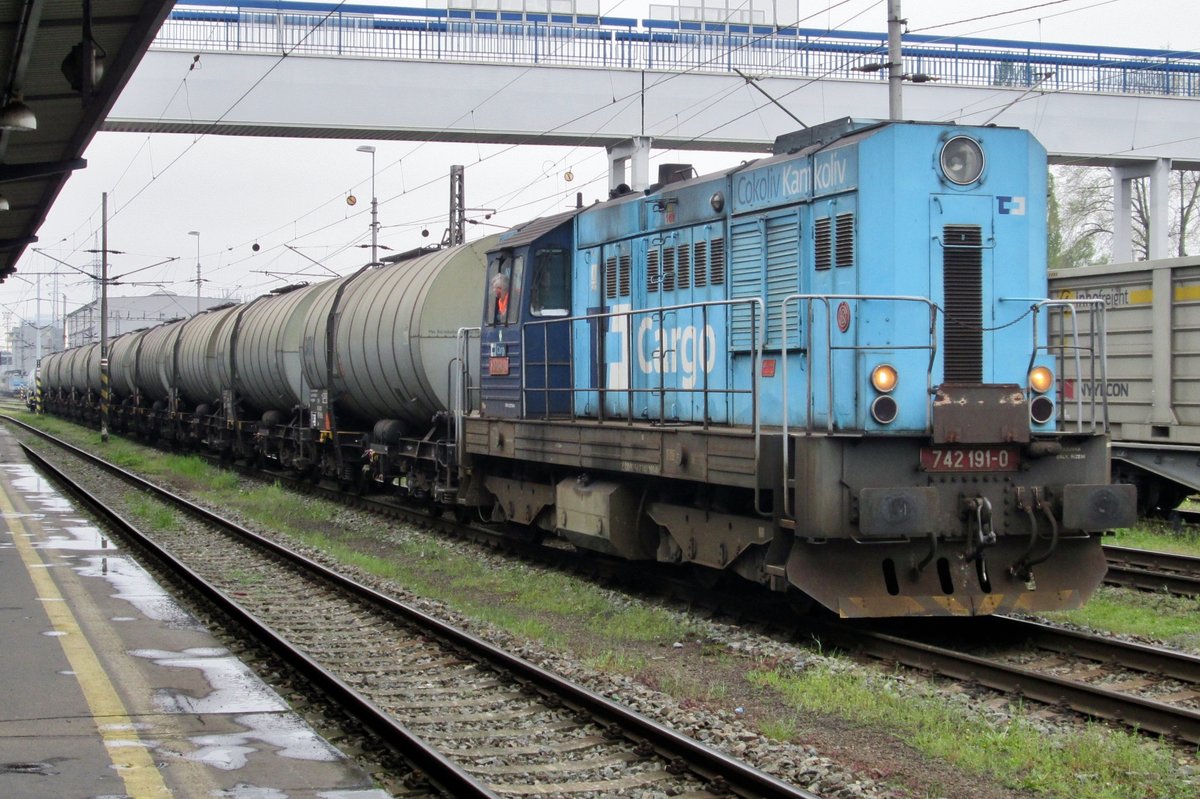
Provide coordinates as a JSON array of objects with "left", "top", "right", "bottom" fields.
[
  {"left": 1111, "top": 158, "right": 1171, "bottom": 261},
  {"left": 608, "top": 137, "right": 652, "bottom": 194}
]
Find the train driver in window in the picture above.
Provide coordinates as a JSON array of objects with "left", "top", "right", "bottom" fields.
[{"left": 490, "top": 271, "right": 510, "bottom": 321}]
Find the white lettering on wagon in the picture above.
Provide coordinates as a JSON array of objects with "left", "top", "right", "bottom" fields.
[{"left": 636, "top": 318, "right": 717, "bottom": 389}]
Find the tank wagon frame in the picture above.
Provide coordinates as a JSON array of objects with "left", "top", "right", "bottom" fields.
[{"left": 38, "top": 118, "right": 1135, "bottom": 618}]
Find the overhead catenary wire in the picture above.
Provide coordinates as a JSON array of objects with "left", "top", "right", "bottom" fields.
[
  {"left": 6, "top": 1, "right": 1196, "bottom": 314},
  {"left": 14, "top": 1, "right": 1115, "bottom": 280}
]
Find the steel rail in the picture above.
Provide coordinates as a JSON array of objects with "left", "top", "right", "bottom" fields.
[
  {"left": 1170, "top": 508, "right": 1200, "bottom": 526},
  {"left": 21, "top": 444, "right": 500, "bottom": 799},
  {"left": 1103, "top": 545, "right": 1200, "bottom": 598},
  {"left": 807, "top": 618, "right": 1200, "bottom": 744},
  {"left": 979, "top": 615, "right": 1200, "bottom": 684},
  {"left": 8, "top": 418, "right": 823, "bottom": 799}
]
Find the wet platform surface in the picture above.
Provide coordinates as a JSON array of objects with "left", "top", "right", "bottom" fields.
[{"left": 0, "top": 425, "right": 393, "bottom": 799}]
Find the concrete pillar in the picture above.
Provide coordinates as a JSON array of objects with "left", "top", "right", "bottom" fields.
[
  {"left": 1111, "top": 166, "right": 1133, "bottom": 262},
  {"left": 1111, "top": 158, "right": 1172, "bottom": 261},
  {"left": 1149, "top": 158, "right": 1170, "bottom": 260},
  {"left": 608, "top": 137, "right": 652, "bottom": 193}
]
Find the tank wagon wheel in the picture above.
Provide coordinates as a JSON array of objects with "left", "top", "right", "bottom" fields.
[
  {"left": 1154, "top": 485, "right": 1191, "bottom": 518},
  {"left": 690, "top": 564, "right": 725, "bottom": 590},
  {"left": 785, "top": 589, "right": 828, "bottom": 620},
  {"left": 1128, "top": 473, "right": 1188, "bottom": 519}
]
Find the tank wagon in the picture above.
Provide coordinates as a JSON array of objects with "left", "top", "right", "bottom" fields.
[
  {"left": 39, "top": 118, "right": 1135, "bottom": 618},
  {"left": 1049, "top": 255, "right": 1200, "bottom": 514}
]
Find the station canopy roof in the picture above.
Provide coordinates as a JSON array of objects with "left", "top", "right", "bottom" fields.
[{"left": 0, "top": 0, "right": 174, "bottom": 281}]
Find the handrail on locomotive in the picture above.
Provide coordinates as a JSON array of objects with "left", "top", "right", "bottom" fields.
[
  {"left": 453, "top": 293, "right": 1112, "bottom": 506},
  {"left": 1029, "top": 298, "right": 1110, "bottom": 434},
  {"left": 519, "top": 297, "right": 766, "bottom": 425}
]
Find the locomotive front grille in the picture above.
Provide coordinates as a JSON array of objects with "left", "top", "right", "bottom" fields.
[{"left": 942, "top": 225, "right": 983, "bottom": 382}]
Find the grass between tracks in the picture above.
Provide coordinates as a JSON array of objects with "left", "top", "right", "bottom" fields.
[
  {"left": 749, "top": 666, "right": 1193, "bottom": 799},
  {"left": 1110, "top": 522, "right": 1200, "bottom": 557},
  {"left": 8, "top": 411, "right": 1198, "bottom": 799},
  {"left": 1042, "top": 521, "right": 1200, "bottom": 650}
]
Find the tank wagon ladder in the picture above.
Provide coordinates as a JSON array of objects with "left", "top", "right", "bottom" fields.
[
  {"left": 448, "top": 325, "right": 483, "bottom": 502},
  {"left": 222, "top": 299, "right": 261, "bottom": 453},
  {"left": 322, "top": 263, "right": 374, "bottom": 485}
]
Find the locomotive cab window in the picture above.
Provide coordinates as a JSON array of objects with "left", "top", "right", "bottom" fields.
[
  {"left": 530, "top": 247, "right": 570, "bottom": 317},
  {"left": 488, "top": 253, "right": 523, "bottom": 326}
]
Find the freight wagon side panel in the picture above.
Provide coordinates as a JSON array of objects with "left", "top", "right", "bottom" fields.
[{"left": 1049, "top": 256, "right": 1200, "bottom": 445}]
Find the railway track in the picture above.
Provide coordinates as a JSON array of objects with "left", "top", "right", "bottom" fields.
[
  {"left": 1102, "top": 544, "right": 1200, "bottom": 597},
  {"left": 814, "top": 615, "right": 1200, "bottom": 744},
  {"left": 13, "top": 423, "right": 822, "bottom": 799},
  {"left": 1167, "top": 506, "right": 1200, "bottom": 527},
  {"left": 9, "top": 414, "right": 1200, "bottom": 751}
]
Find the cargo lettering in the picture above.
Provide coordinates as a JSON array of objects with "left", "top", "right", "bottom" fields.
[
  {"left": 1056, "top": 287, "right": 1133, "bottom": 307},
  {"left": 814, "top": 156, "right": 847, "bottom": 192},
  {"left": 736, "top": 163, "right": 809, "bottom": 207},
  {"left": 733, "top": 145, "right": 857, "bottom": 212},
  {"left": 636, "top": 318, "right": 717, "bottom": 389},
  {"left": 1063, "top": 379, "right": 1130, "bottom": 399}
]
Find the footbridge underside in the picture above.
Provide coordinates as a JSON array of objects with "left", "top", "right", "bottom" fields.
[{"left": 108, "top": 50, "right": 1200, "bottom": 169}]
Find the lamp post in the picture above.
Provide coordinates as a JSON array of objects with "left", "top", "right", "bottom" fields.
[
  {"left": 356, "top": 145, "right": 378, "bottom": 266},
  {"left": 188, "top": 230, "right": 201, "bottom": 315}
]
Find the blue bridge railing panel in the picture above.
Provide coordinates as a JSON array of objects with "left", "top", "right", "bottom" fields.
[{"left": 160, "top": 2, "right": 1200, "bottom": 98}]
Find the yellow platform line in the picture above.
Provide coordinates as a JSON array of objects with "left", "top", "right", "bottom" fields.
[{"left": 0, "top": 485, "right": 173, "bottom": 798}]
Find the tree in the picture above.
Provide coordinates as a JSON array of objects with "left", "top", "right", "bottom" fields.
[
  {"left": 1048, "top": 166, "right": 1200, "bottom": 266},
  {"left": 1048, "top": 166, "right": 1107, "bottom": 268},
  {"left": 1130, "top": 170, "right": 1200, "bottom": 259},
  {"left": 1176, "top": 171, "right": 1200, "bottom": 257}
]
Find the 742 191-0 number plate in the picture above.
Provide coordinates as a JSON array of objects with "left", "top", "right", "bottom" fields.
[{"left": 920, "top": 446, "right": 1019, "bottom": 472}]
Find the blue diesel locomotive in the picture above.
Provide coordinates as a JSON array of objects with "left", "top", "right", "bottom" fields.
[{"left": 38, "top": 118, "right": 1135, "bottom": 617}]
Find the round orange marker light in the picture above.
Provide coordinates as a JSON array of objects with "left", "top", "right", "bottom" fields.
[
  {"left": 1029, "top": 366, "right": 1054, "bottom": 394},
  {"left": 871, "top": 364, "right": 898, "bottom": 393}
]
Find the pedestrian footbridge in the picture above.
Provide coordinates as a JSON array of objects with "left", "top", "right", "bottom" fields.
[{"left": 107, "top": 1, "right": 1200, "bottom": 259}]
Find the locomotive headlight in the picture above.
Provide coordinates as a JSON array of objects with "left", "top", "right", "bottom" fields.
[
  {"left": 871, "top": 395, "right": 899, "bottom": 424},
  {"left": 1029, "top": 366, "right": 1054, "bottom": 394},
  {"left": 871, "top": 364, "right": 898, "bottom": 393},
  {"left": 940, "top": 136, "right": 985, "bottom": 185},
  {"left": 1030, "top": 396, "right": 1055, "bottom": 425}
]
